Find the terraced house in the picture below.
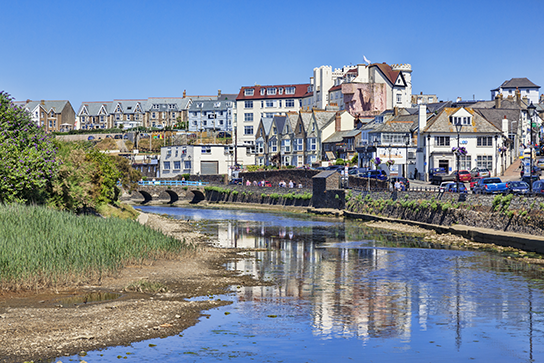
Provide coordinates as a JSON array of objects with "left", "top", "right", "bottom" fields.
[{"left": 77, "top": 97, "right": 191, "bottom": 130}]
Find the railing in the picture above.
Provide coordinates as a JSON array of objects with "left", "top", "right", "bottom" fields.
[{"left": 138, "top": 180, "right": 209, "bottom": 187}]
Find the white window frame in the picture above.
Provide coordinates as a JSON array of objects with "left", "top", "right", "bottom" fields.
[
  {"left": 244, "top": 113, "right": 253, "bottom": 122},
  {"left": 244, "top": 88, "right": 254, "bottom": 96}
]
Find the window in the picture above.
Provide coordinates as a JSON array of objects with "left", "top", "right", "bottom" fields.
[
  {"left": 81, "top": 116, "right": 85, "bottom": 122},
  {"left": 278, "top": 100, "right": 282, "bottom": 107},
  {"left": 201, "top": 146, "right": 211, "bottom": 154},
  {"left": 459, "top": 155, "right": 471, "bottom": 170},
  {"left": 244, "top": 100, "right": 253, "bottom": 109},
  {"left": 265, "top": 113, "right": 274, "bottom": 118},
  {"left": 116, "top": 114, "right": 120, "bottom": 120},
  {"left": 269, "top": 139, "right": 277, "bottom": 152},
  {"left": 163, "top": 161, "right": 171, "bottom": 170},
  {"left": 434, "top": 136, "right": 450, "bottom": 146},
  {"left": 152, "top": 112, "right": 156, "bottom": 119},
  {"left": 477, "top": 136, "right": 493, "bottom": 147},
  {"left": 244, "top": 126, "right": 253, "bottom": 135},
  {"left": 307, "top": 155, "right": 317, "bottom": 164},
  {"left": 396, "top": 94, "right": 402, "bottom": 104},
  {"left": 100, "top": 116, "right": 104, "bottom": 122},
  {"left": 184, "top": 161, "right": 191, "bottom": 169},
  {"left": 477, "top": 155, "right": 493, "bottom": 170},
  {"left": 214, "top": 102, "right": 220, "bottom": 108},
  {"left": 172, "top": 112, "right": 176, "bottom": 118},
  {"left": 285, "top": 99, "right": 295, "bottom": 107},
  {"left": 451, "top": 116, "right": 471, "bottom": 125},
  {"left": 285, "top": 87, "right": 295, "bottom": 95},
  {"left": 260, "top": 88, "right": 265, "bottom": 95},
  {"left": 266, "top": 100, "right": 274, "bottom": 108},
  {"left": 282, "top": 139, "right": 291, "bottom": 152},
  {"left": 267, "top": 88, "right": 277, "bottom": 95},
  {"left": 174, "top": 161, "right": 181, "bottom": 170},
  {"left": 153, "top": 104, "right": 160, "bottom": 109},
  {"left": 244, "top": 88, "right": 254, "bottom": 96},
  {"left": 294, "top": 138, "right": 303, "bottom": 151},
  {"left": 307, "top": 138, "right": 317, "bottom": 151},
  {"left": 279, "top": 87, "right": 284, "bottom": 95},
  {"left": 244, "top": 113, "right": 253, "bottom": 122},
  {"left": 382, "top": 133, "right": 405, "bottom": 145}
]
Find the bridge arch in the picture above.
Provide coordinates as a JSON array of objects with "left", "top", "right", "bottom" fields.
[
  {"left": 190, "top": 190, "right": 205, "bottom": 203},
  {"left": 158, "top": 190, "right": 179, "bottom": 204}
]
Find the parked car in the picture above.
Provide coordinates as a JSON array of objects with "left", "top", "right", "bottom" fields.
[
  {"left": 439, "top": 182, "right": 451, "bottom": 193},
  {"left": 506, "top": 181, "right": 529, "bottom": 195},
  {"left": 469, "top": 177, "right": 481, "bottom": 191},
  {"left": 348, "top": 167, "right": 369, "bottom": 176},
  {"left": 429, "top": 167, "right": 447, "bottom": 178},
  {"left": 536, "top": 159, "right": 544, "bottom": 170},
  {"left": 390, "top": 177, "right": 410, "bottom": 190},
  {"left": 472, "top": 177, "right": 508, "bottom": 195},
  {"left": 444, "top": 182, "right": 468, "bottom": 193},
  {"left": 470, "top": 167, "right": 490, "bottom": 179},
  {"left": 114, "top": 134, "right": 122, "bottom": 139},
  {"left": 217, "top": 131, "right": 232, "bottom": 138},
  {"left": 455, "top": 170, "right": 472, "bottom": 182},
  {"left": 364, "top": 170, "right": 388, "bottom": 181},
  {"left": 532, "top": 180, "right": 544, "bottom": 195},
  {"left": 521, "top": 175, "right": 540, "bottom": 185},
  {"left": 87, "top": 135, "right": 95, "bottom": 141},
  {"left": 229, "top": 178, "right": 243, "bottom": 185}
]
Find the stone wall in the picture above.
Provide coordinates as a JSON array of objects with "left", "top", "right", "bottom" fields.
[
  {"left": 205, "top": 184, "right": 312, "bottom": 207},
  {"left": 239, "top": 169, "right": 320, "bottom": 189}
]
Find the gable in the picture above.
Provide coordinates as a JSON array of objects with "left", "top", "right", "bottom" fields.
[
  {"left": 114, "top": 103, "right": 123, "bottom": 113},
  {"left": 79, "top": 105, "right": 89, "bottom": 116},
  {"left": 394, "top": 73, "right": 406, "bottom": 87}
]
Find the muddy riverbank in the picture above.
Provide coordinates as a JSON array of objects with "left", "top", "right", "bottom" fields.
[{"left": 0, "top": 214, "right": 263, "bottom": 363}]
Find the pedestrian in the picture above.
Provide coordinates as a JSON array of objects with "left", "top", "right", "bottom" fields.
[
  {"left": 414, "top": 168, "right": 418, "bottom": 180},
  {"left": 289, "top": 180, "right": 294, "bottom": 188},
  {"left": 298, "top": 183, "right": 303, "bottom": 188},
  {"left": 394, "top": 180, "right": 401, "bottom": 191}
]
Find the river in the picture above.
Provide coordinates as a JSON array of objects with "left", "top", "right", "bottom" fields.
[{"left": 57, "top": 205, "right": 544, "bottom": 362}]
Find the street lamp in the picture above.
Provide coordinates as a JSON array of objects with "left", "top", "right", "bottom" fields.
[
  {"left": 404, "top": 133, "right": 410, "bottom": 178},
  {"left": 528, "top": 102, "right": 537, "bottom": 193},
  {"left": 454, "top": 120, "right": 463, "bottom": 193}
]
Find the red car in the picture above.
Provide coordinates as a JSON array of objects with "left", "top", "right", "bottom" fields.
[
  {"left": 455, "top": 170, "right": 472, "bottom": 182},
  {"left": 469, "top": 177, "right": 481, "bottom": 190}
]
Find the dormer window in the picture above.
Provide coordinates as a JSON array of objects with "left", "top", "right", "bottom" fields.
[
  {"left": 153, "top": 104, "right": 160, "bottom": 109},
  {"left": 214, "top": 102, "right": 221, "bottom": 108},
  {"left": 286, "top": 87, "right": 295, "bottom": 94},
  {"left": 279, "top": 88, "right": 284, "bottom": 95},
  {"left": 244, "top": 88, "right": 254, "bottom": 96},
  {"left": 451, "top": 116, "right": 471, "bottom": 125},
  {"left": 260, "top": 88, "right": 266, "bottom": 96},
  {"left": 267, "top": 88, "right": 277, "bottom": 95}
]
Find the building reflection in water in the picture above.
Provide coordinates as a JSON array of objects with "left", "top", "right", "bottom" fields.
[{"left": 210, "top": 218, "right": 541, "bottom": 355}]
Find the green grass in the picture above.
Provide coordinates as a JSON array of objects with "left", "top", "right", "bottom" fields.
[{"left": 0, "top": 204, "right": 193, "bottom": 291}]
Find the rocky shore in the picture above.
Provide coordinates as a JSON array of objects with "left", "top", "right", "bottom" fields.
[{"left": 0, "top": 213, "right": 263, "bottom": 363}]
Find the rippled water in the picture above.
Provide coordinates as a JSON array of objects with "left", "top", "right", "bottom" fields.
[{"left": 55, "top": 206, "right": 544, "bottom": 362}]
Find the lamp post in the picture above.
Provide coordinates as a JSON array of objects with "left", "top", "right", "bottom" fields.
[
  {"left": 454, "top": 120, "right": 462, "bottom": 193},
  {"left": 404, "top": 133, "right": 410, "bottom": 178},
  {"left": 427, "top": 134, "right": 431, "bottom": 181},
  {"left": 528, "top": 102, "right": 537, "bottom": 193}
]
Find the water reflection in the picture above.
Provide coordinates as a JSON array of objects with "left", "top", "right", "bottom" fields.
[{"left": 99, "top": 205, "right": 544, "bottom": 362}]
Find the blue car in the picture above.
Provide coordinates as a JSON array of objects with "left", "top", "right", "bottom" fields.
[{"left": 444, "top": 182, "right": 467, "bottom": 193}]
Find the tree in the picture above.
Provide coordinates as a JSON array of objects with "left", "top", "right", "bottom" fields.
[{"left": 0, "top": 91, "right": 60, "bottom": 204}]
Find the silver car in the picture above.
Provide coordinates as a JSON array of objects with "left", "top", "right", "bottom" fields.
[{"left": 536, "top": 159, "right": 544, "bottom": 170}]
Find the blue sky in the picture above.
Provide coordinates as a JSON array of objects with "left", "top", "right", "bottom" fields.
[{"left": 2, "top": 0, "right": 543, "bottom": 109}]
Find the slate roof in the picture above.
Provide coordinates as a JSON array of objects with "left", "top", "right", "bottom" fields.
[
  {"left": 145, "top": 97, "right": 191, "bottom": 112},
  {"left": 112, "top": 99, "right": 146, "bottom": 114},
  {"left": 473, "top": 108, "right": 521, "bottom": 132},
  {"left": 423, "top": 107, "right": 502, "bottom": 134},
  {"left": 472, "top": 99, "right": 524, "bottom": 110},
  {"left": 77, "top": 101, "right": 113, "bottom": 116},
  {"left": 373, "top": 114, "right": 419, "bottom": 134},
  {"left": 25, "top": 100, "right": 70, "bottom": 114},
  {"left": 322, "top": 129, "right": 361, "bottom": 143},
  {"left": 313, "top": 110, "right": 336, "bottom": 130},
  {"left": 492, "top": 78, "right": 540, "bottom": 91},
  {"left": 188, "top": 98, "right": 233, "bottom": 112},
  {"left": 285, "top": 112, "right": 299, "bottom": 131},
  {"left": 271, "top": 115, "right": 287, "bottom": 136}
]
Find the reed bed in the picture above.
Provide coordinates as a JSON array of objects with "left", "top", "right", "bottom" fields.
[{"left": 0, "top": 204, "right": 193, "bottom": 291}]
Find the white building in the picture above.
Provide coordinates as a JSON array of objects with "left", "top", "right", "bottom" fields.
[
  {"left": 160, "top": 144, "right": 255, "bottom": 178},
  {"left": 187, "top": 98, "right": 234, "bottom": 133},
  {"left": 234, "top": 83, "right": 310, "bottom": 146},
  {"left": 491, "top": 78, "right": 540, "bottom": 104}
]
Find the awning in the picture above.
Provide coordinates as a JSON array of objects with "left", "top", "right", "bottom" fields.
[{"left": 326, "top": 151, "right": 336, "bottom": 161}]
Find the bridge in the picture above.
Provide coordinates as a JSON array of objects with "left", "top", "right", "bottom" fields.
[{"left": 122, "top": 180, "right": 209, "bottom": 204}]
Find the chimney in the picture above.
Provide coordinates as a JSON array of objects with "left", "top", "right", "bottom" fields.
[
  {"left": 394, "top": 107, "right": 399, "bottom": 117},
  {"left": 418, "top": 104, "right": 427, "bottom": 134},
  {"left": 335, "top": 113, "right": 341, "bottom": 132},
  {"left": 182, "top": 90, "right": 186, "bottom": 98},
  {"left": 495, "top": 94, "right": 501, "bottom": 109},
  {"left": 516, "top": 87, "right": 521, "bottom": 105},
  {"left": 456, "top": 97, "right": 462, "bottom": 102},
  {"left": 502, "top": 115, "right": 508, "bottom": 136},
  {"left": 218, "top": 89, "right": 221, "bottom": 97},
  {"left": 40, "top": 100, "right": 45, "bottom": 105}
]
